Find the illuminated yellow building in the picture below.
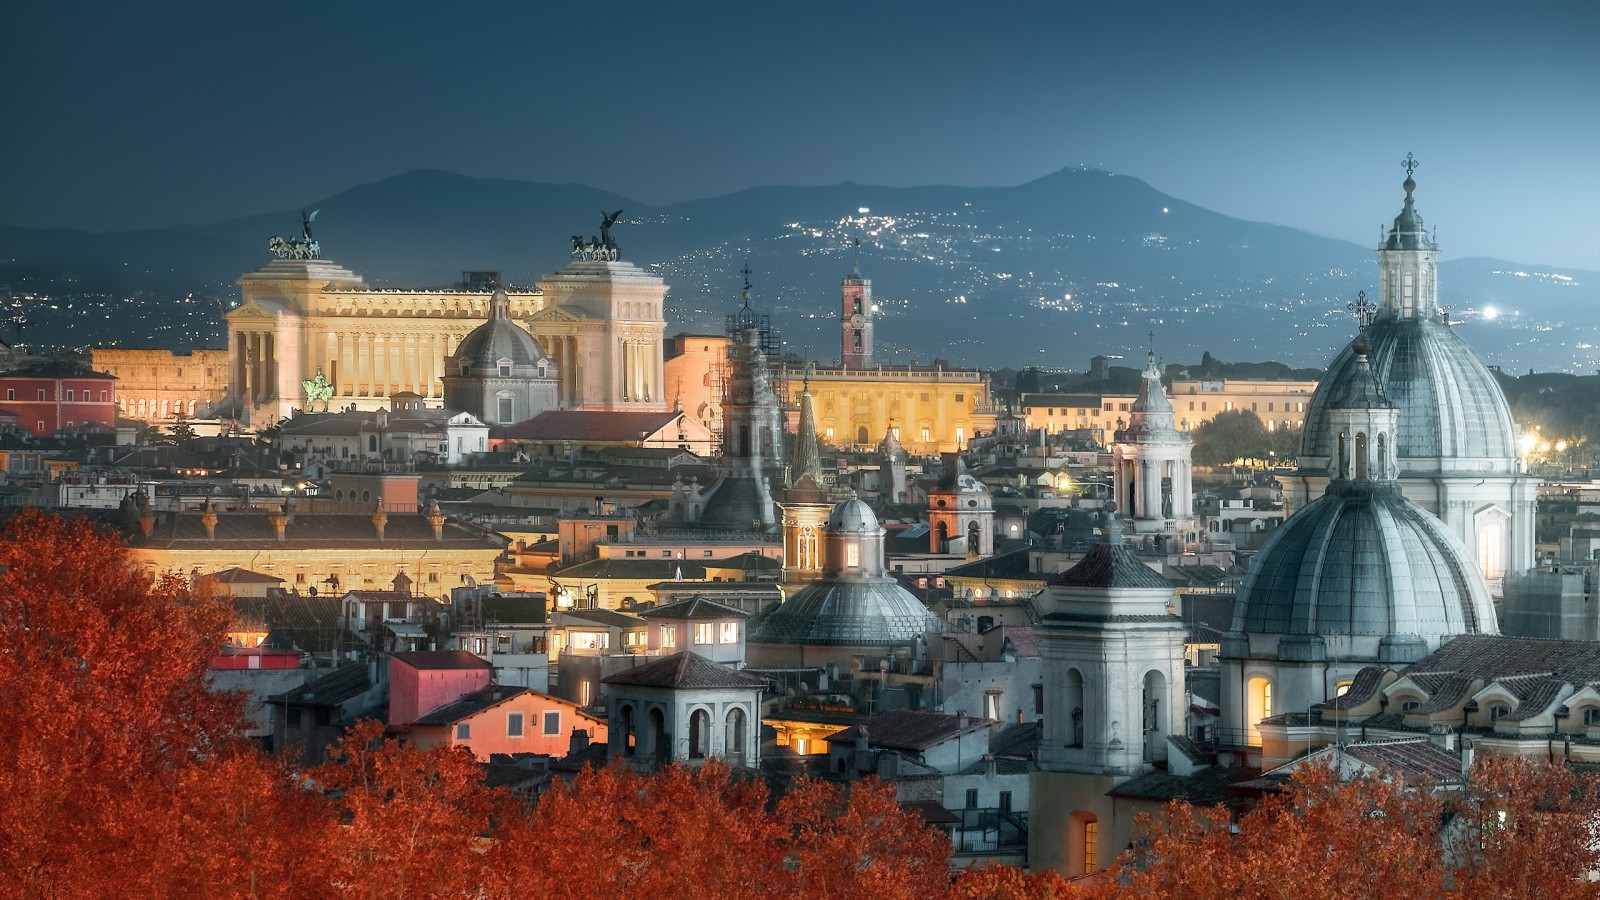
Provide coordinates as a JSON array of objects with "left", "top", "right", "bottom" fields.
[
  {"left": 1166, "top": 378, "right": 1320, "bottom": 433},
  {"left": 1019, "top": 392, "right": 1138, "bottom": 445},
  {"left": 785, "top": 365, "right": 996, "bottom": 455},
  {"left": 92, "top": 348, "right": 230, "bottom": 422}
]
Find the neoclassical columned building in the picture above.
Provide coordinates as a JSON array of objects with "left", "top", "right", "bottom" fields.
[{"left": 225, "top": 235, "right": 666, "bottom": 426}]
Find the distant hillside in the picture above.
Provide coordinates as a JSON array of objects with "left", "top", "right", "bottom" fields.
[{"left": 0, "top": 167, "right": 1594, "bottom": 373}]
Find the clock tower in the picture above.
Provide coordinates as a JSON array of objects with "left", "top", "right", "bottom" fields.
[{"left": 840, "top": 259, "right": 873, "bottom": 369}]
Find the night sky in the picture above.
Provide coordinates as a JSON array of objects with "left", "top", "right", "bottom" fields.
[{"left": 2, "top": 1, "right": 1596, "bottom": 268}]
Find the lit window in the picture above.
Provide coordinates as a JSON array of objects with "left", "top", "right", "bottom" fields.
[
  {"left": 719, "top": 622, "right": 739, "bottom": 644},
  {"left": 1084, "top": 821, "right": 1098, "bottom": 872},
  {"left": 846, "top": 544, "right": 860, "bottom": 568},
  {"left": 660, "top": 625, "right": 677, "bottom": 648},
  {"left": 694, "top": 623, "right": 714, "bottom": 645}
]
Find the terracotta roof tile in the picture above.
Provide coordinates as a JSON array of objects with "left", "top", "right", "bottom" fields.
[{"left": 601, "top": 651, "right": 769, "bottom": 690}]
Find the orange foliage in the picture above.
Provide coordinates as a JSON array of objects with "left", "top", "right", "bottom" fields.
[
  {"left": 1445, "top": 754, "right": 1600, "bottom": 900},
  {"left": 312, "top": 718, "right": 514, "bottom": 898},
  {"left": 1103, "top": 759, "right": 1600, "bottom": 900},
  {"left": 504, "top": 761, "right": 951, "bottom": 900},
  {"left": 0, "top": 509, "right": 242, "bottom": 896}
]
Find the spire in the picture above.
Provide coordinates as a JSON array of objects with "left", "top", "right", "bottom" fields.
[
  {"left": 1383, "top": 153, "right": 1436, "bottom": 252},
  {"left": 789, "top": 365, "right": 824, "bottom": 490},
  {"left": 1117, "top": 349, "right": 1182, "bottom": 442}
]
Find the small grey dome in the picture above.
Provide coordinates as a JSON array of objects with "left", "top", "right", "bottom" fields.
[
  {"left": 1233, "top": 480, "right": 1496, "bottom": 649},
  {"left": 1301, "top": 317, "right": 1518, "bottom": 466},
  {"left": 449, "top": 289, "right": 552, "bottom": 372},
  {"left": 827, "top": 496, "right": 881, "bottom": 533}
]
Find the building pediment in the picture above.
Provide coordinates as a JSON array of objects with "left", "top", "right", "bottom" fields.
[
  {"left": 225, "top": 298, "right": 289, "bottom": 323},
  {"left": 525, "top": 306, "right": 585, "bottom": 324}
]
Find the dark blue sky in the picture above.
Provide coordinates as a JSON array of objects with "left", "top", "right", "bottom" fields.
[{"left": 2, "top": 1, "right": 1596, "bottom": 267}]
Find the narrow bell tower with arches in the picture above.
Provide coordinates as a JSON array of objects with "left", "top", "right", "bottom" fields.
[{"left": 840, "top": 244, "right": 874, "bottom": 369}]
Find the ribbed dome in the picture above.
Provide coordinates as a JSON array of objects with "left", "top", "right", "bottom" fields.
[
  {"left": 1233, "top": 480, "right": 1496, "bottom": 649},
  {"left": 749, "top": 580, "right": 941, "bottom": 646},
  {"left": 827, "top": 497, "right": 881, "bottom": 532},
  {"left": 1301, "top": 317, "right": 1519, "bottom": 467},
  {"left": 448, "top": 290, "right": 552, "bottom": 372}
]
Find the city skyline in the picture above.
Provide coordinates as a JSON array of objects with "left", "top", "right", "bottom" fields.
[{"left": 1, "top": 1, "right": 1596, "bottom": 269}]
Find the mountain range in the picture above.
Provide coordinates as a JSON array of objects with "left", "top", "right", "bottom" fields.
[{"left": 1, "top": 167, "right": 1593, "bottom": 373}]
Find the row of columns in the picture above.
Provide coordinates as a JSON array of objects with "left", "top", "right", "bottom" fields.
[
  {"left": 620, "top": 337, "right": 654, "bottom": 403},
  {"left": 236, "top": 331, "right": 276, "bottom": 405},
  {"left": 326, "top": 331, "right": 459, "bottom": 399},
  {"left": 542, "top": 335, "right": 582, "bottom": 407}
]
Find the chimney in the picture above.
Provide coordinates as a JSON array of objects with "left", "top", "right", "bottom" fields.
[
  {"left": 139, "top": 507, "right": 156, "bottom": 537},
  {"left": 371, "top": 502, "right": 388, "bottom": 541},
  {"left": 983, "top": 753, "right": 996, "bottom": 777},
  {"left": 426, "top": 500, "right": 447, "bottom": 540},
  {"left": 200, "top": 499, "right": 218, "bottom": 540},
  {"left": 268, "top": 506, "right": 289, "bottom": 542},
  {"left": 569, "top": 727, "right": 591, "bottom": 756},
  {"left": 854, "top": 725, "right": 870, "bottom": 753}
]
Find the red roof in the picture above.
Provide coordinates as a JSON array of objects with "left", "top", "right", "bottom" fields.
[{"left": 493, "top": 410, "right": 687, "bottom": 442}]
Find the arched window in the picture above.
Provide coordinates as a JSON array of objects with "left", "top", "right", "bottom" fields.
[
  {"left": 1355, "top": 432, "right": 1368, "bottom": 479},
  {"left": 620, "top": 704, "right": 636, "bottom": 756},
  {"left": 1069, "top": 812, "right": 1100, "bottom": 875},
  {"left": 725, "top": 708, "right": 747, "bottom": 758},
  {"left": 689, "top": 708, "right": 711, "bottom": 759},
  {"left": 648, "top": 707, "right": 668, "bottom": 762},
  {"left": 1247, "top": 677, "right": 1273, "bottom": 746},
  {"left": 1143, "top": 670, "right": 1167, "bottom": 763},
  {"left": 797, "top": 524, "right": 819, "bottom": 572},
  {"left": 1063, "top": 668, "right": 1085, "bottom": 747}
]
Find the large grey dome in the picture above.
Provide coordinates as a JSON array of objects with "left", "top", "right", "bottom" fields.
[
  {"left": 1233, "top": 479, "right": 1496, "bottom": 651},
  {"left": 448, "top": 289, "right": 552, "bottom": 372},
  {"left": 749, "top": 580, "right": 940, "bottom": 646},
  {"left": 1301, "top": 317, "right": 1518, "bottom": 468}
]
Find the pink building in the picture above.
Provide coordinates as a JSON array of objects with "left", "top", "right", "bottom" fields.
[
  {"left": 388, "top": 650, "right": 492, "bottom": 726},
  {"left": 409, "top": 686, "right": 607, "bottom": 760}
]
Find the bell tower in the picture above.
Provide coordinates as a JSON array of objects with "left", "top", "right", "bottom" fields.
[
  {"left": 840, "top": 250, "right": 873, "bottom": 369},
  {"left": 1376, "top": 153, "right": 1440, "bottom": 322}
]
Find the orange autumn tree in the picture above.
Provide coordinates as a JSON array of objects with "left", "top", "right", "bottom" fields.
[
  {"left": 312, "top": 718, "right": 515, "bottom": 899},
  {"left": 1102, "top": 756, "right": 1600, "bottom": 900},
  {"left": 0, "top": 509, "right": 244, "bottom": 896},
  {"left": 1444, "top": 754, "right": 1600, "bottom": 899},
  {"left": 508, "top": 761, "right": 951, "bottom": 899},
  {"left": 1110, "top": 763, "right": 1450, "bottom": 899}
]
